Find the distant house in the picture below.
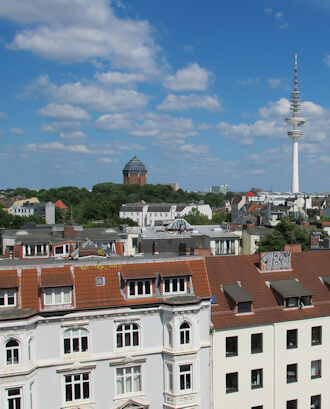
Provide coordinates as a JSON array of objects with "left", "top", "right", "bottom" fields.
[
  {"left": 120, "top": 202, "right": 212, "bottom": 227},
  {"left": 54, "top": 199, "right": 68, "bottom": 212}
]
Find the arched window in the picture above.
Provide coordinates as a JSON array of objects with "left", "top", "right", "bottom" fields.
[
  {"left": 6, "top": 339, "right": 20, "bottom": 365},
  {"left": 116, "top": 323, "right": 139, "bottom": 348},
  {"left": 63, "top": 328, "right": 89, "bottom": 354},
  {"left": 180, "top": 322, "right": 191, "bottom": 345}
]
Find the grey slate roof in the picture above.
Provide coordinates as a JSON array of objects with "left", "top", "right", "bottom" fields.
[
  {"left": 222, "top": 284, "right": 255, "bottom": 302},
  {"left": 123, "top": 156, "right": 147, "bottom": 174},
  {"left": 270, "top": 279, "right": 313, "bottom": 297}
]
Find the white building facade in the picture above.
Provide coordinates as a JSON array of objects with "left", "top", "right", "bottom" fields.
[{"left": 0, "top": 257, "right": 211, "bottom": 409}]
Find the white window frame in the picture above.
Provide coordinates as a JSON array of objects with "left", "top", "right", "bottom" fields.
[
  {"left": 128, "top": 280, "right": 152, "bottom": 297},
  {"left": 179, "top": 364, "right": 192, "bottom": 391},
  {"left": 179, "top": 322, "right": 191, "bottom": 345},
  {"left": 116, "top": 323, "right": 140, "bottom": 348},
  {"left": 116, "top": 365, "right": 142, "bottom": 396},
  {"left": 7, "top": 387, "right": 22, "bottom": 409},
  {"left": 0, "top": 288, "right": 17, "bottom": 307},
  {"left": 5, "top": 339, "right": 20, "bottom": 366},
  {"left": 166, "top": 363, "right": 173, "bottom": 393},
  {"left": 167, "top": 324, "right": 173, "bottom": 348},
  {"left": 44, "top": 287, "right": 72, "bottom": 306},
  {"left": 163, "top": 277, "right": 187, "bottom": 295},
  {"left": 64, "top": 372, "right": 90, "bottom": 403},
  {"left": 63, "top": 328, "right": 89, "bottom": 354}
]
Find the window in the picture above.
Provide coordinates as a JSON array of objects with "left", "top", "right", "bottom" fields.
[
  {"left": 311, "top": 360, "right": 321, "bottom": 379},
  {"left": 166, "top": 363, "right": 173, "bottom": 393},
  {"left": 237, "top": 301, "right": 252, "bottom": 313},
  {"left": 285, "top": 295, "right": 312, "bottom": 308},
  {"left": 44, "top": 287, "right": 71, "bottom": 305},
  {"left": 6, "top": 339, "right": 19, "bottom": 365},
  {"left": 128, "top": 281, "right": 152, "bottom": 297},
  {"left": 226, "top": 372, "right": 238, "bottom": 393},
  {"left": 0, "top": 289, "right": 16, "bottom": 307},
  {"left": 116, "top": 366, "right": 141, "bottom": 395},
  {"left": 287, "top": 400, "right": 297, "bottom": 409},
  {"left": 311, "top": 395, "right": 321, "bottom": 408},
  {"left": 180, "top": 322, "right": 191, "bottom": 345},
  {"left": 65, "top": 373, "right": 90, "bottom": 402},
  {"left": 251, "top": 333, "right": 263, "bottom": 353},
  {"left": 287, "top": 364, "right": 297, "bottom": 383},
  {"left": 179, "top": 364, "right": 192, "bottom": 391},
  {"left": 7, "top": 388, "right": 22, "bottom": 409},
  {"left": 167, "top": 324, "right": 173, "bottom": 348},
  {"left": 116, "top": 323, "right": 139, "bottom": 348},
  {"left": 64, "top": 328, "right": 88, "bottom": 354},
  {"left": 311, "top": 326, "right": 322, "bottom": 345},
  {"left": 286, "top": 297, "right": 298, "bottom": 308},
  {"left": 287, "top": 329, "right": 298, "bottom": 349},
  {"left": 163, "top": 277, "right": 187, "bottom": 294},
  {"left": 251, "top": 368, "right": 263, "bottom": 389},
  {"left": 226, "top": 336, "right": 238, "bottom": 357}
]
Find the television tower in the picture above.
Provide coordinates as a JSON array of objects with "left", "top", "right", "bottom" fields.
[{"left": 285, "top": 54, "right": 306, "bottom": 193}]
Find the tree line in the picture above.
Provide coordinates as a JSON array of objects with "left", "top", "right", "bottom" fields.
[{"left": 1, "top": 184, "right": 235, "bottom": 228}]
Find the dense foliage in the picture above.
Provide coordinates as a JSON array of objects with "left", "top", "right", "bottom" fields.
[
  {"left": 256, "top": 220, "right": 310, "bottom": 252},
  {"left": 1, "top": 184, "right": 236, "bottom": 227}
]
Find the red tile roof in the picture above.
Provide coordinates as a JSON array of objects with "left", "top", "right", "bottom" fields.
[
  {"left": 0, "top": 270, "right": 19, "bottom": 288},
  {"left": 40, "top": 267, "right": 74, "bottom": 287},
  {"left": 55, "top": 199, "right": 68, "bottom": 210},
  {"left": 205, "top": 251, "right": 330, "bottom": 330},
  {"left": 0, "top": 258, "right": 211, "bottom": 315}
]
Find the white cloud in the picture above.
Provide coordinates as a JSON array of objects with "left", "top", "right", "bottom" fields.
[
  {"left": 95, "top": 113, "right": 132, "bottom": 131},
  {"left": 0, "top": 112, "right": 7, "bottom": 118},
  {"left": 267, "top": 77, "right": 289, "bottom": 89},
  {"left": 251, "top": 169, "right": 266, "bottom": 175},
  {"left": 2, "top": 0, "right": 162, "bottom": 75},
  {"left": 95, "top": 71, "right": 146, "bottom": 85},
  {"left": 39, "top": 103, "right": 90, "bottom": 121},
  {"left": 157, "top": 94, "right": 221, "bottom": 111},
  {"left": 31, "top": 75, "right": 149, "bottom": 112},
  {"left": 10, "top": 127, "right": 24, "bottom": 134},
  {"left": 41, "top": 121, "right": 83, "bottom": 132},
  {"left": 60, "top": 131, "right": 87, "bottom": 140},
  {"left": 264, "top": 7, "right": 289, "bottom": 29},
  {"left": 130, "top": 113, "right": 195, "bottom": 139},
  {"left": 319, "top": 156, "right": 330, "bottom": 164},
  {"left": 257, "top": 98, "right": 290, "bottom": 119},
  {"left": 163, "top": 63, "right": 213, "bottom": 91},
  {"left": 323, "top": 55, "right": 330, "bottom": 67}
]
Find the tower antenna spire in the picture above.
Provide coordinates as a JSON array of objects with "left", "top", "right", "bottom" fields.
[
  {"left": 285, "top": 54, "right": 306, "bottom": 193},
  {"left": 294, "top": 53, "right": 298, "bottom": 92}
]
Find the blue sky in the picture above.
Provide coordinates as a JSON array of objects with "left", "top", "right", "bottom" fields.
[{"left": 0, "top": 0, "right": 330, "bottom": 193}]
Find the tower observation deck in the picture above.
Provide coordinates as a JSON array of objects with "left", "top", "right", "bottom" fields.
[{"left": 285, "top": 54, "right": 306, "bottom": 193}]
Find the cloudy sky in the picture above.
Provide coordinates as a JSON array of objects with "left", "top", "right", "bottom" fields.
[{"left": 0, "top": 0, "right": 330, "bottom": 192}]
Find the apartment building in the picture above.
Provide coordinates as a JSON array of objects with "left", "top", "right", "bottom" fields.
[
  {"left": 0, "top": 257, "right": 211, "bottom": 409},
  {"left": 206, "top": 251, "right": 329, "bottom": 409}
]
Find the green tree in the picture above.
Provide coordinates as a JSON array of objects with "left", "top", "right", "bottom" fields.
[
  {"left": 257, "top": 220, "right": 310, "bottom": 253},
  {"left": 212, "top": 211, "right": 230, "bottom": 224},
  {"left": 183, "top": 209, "right": 211, "bottom": 225}
]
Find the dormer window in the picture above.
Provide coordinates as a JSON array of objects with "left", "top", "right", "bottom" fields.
[
  {"left": 163, "top": 277, "right": 187, "bottom": 294},
  {"left": 222, "top": 284, "right": 254, "bottom": 314},
  {"left": 128, "top": 280, "right": 152, "bottom": 297},
  {"left": 44, "top": 287, "right": 72, "bottom": 305},
  {"left": 270, "top": 279, "right": 313, "bottom": 309},
  {"left": 0, "top": 289, "right": 17, "bottom": 307}
]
